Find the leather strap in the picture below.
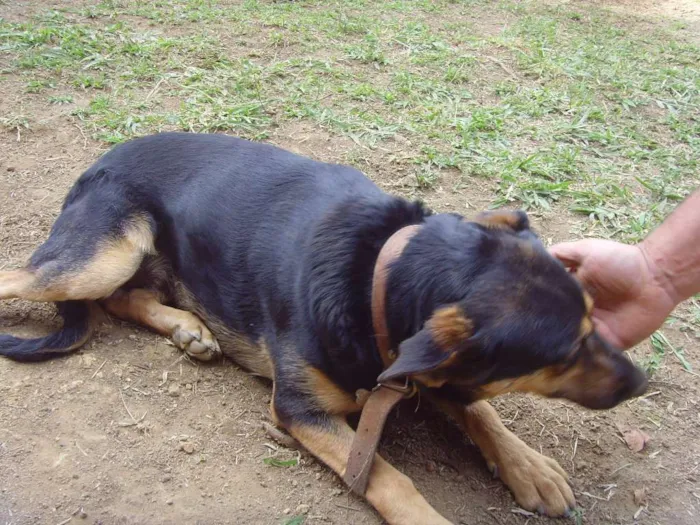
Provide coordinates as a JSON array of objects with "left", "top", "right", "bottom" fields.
[
  {"left": 371, "top": 225, "right": 421, "bottom": 367},
  {"left": 342, "top": 224, "right": 421, "bottom": 495},
  {"left": 343, "top": 385, "right": 405, "bottom": 494}
]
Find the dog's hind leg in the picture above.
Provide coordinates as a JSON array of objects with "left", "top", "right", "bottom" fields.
[
  {"left": 0, "top": 269, "right": 38, "bottom": 300},
  {"left": 0, "top": 214, "right": 156, "bottom": 361},
  {"left": 0, "top": 214, "right": 155, "bottom": 303},
  {"left": 102, "top": 288, "right": 220, "bottom": 361}
]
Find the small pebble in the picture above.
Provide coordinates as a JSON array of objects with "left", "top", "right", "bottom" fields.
[
  {"left": 295, "top": 504, "right": 310, "bottom": 515},
  {"left": 166, "top": 499, "right": 173, "bottom": 505},
  {"left": 180, "top": 442, "right": 195, "bottom": 454},
  {"left": 168, "top": 383, "right": 180, "bottom": 397}
]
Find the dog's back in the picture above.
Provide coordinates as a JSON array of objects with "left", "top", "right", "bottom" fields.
[{"left": 0, "top": 132, "right": 389, "bottom": 362}]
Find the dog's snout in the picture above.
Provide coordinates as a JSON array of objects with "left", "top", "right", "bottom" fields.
[{"left": 615, "top": 363, "right": 648, "bottom": 403}]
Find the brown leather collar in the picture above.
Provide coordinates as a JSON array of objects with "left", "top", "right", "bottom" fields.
[{"left": 343, "top": 224, "right": 421, "bottom": 495}]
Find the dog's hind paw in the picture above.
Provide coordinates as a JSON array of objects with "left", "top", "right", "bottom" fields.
[
  {"left": 172, "top": 322, "right": 220, "bottom": 361},
  {"left": 487, "top": 435, "right": 575, "bottom": 517}
]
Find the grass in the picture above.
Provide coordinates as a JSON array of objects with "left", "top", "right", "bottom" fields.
[
  {"left": 645, "top": 330, "right": 694, "bottom": 376},
  {"left": 0, "top": 0, "right": 698, "bottom": 243},
  {"left": 263, "top": 457, "right": 298, "bottom": 468}
]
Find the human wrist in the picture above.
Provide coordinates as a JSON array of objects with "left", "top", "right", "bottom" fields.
[{"left": 638, "top": 239, "right": 687, "bottom": 307}]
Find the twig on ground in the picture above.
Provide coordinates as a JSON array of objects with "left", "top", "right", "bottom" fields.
[
  {"left": 90, "top": 360, "right": 107, "bottom": 379},
  {"left": 262, "top": 422, "right": 299, "bottom": 450},
  {"left": 119, "top": 389, "right": 138, "bottom": 424},
  {"left": 75, "top": 441, "right": 89, "bottom": 457},
  {"left": 610, "top": 463, "right": 632, "bottom": 476}
]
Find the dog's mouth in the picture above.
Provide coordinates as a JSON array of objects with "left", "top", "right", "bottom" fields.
[{"left": 553, "top": 363, "right": 648, "bottom": 410}]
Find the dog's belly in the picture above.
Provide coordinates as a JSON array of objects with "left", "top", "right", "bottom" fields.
[
  {"left": 207, "top": 317, "right": 274, "bottom": 379},
  {"left": 171, "top": 279, "right": 274, "bottom": 379}
]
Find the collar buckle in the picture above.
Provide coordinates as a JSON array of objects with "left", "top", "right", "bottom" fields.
[{"left": 376, "top": 376, "right": 417, "bottom": 398}]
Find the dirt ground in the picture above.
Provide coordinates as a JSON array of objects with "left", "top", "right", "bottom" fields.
[{"left": 1, "top": 1, "right": 700, "bottom": 525}]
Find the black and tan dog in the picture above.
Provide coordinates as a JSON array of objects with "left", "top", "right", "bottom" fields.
[{"left": 0, "top": 133, "right": 647, "bottom": 524}]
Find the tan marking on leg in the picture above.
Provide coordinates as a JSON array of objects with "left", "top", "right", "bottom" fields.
[
  {"left": 288, "top": 417, "right": 451, "bottom": 525},
  {"left": 434, "top": 398, "right": 574, "bottom": 517},
  {"left": 44, "top": 216, "right": 155, "bottom": 300},
  {"left": 1, "top": 216, "right": 154, "bottom": 302},
  {"left": 0, "top": 269, "right": 38, "bottom": 300},
  {"left": 270, "top": 382, "right": 280, "bottom": 426},
  {"left": 211, "top": 325, "right": 274, "bottom": 378},
  {"left": 300, "top": 367, "right": 362, "bottom": 415},
  {"left": 102, "top": 288, "right": 220, "bottom": 361}
]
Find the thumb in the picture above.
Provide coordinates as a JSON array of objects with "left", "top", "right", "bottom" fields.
[{"left": 549, "top": 240, "right": 590, "bottom": 268}]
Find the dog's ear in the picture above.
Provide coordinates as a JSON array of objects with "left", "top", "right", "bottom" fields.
[
  {"left": 377, "top": 329, "right": 452, "bottom": 383},
  {"left": 377, "top": 305, "right": 472, "bottom": 383},
  {"left": 474, "top": 209, "right": 529, "bottom": 232}
]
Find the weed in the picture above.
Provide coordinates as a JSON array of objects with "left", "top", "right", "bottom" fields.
[
  {"left": 25, "top": 78, "right": 55, "bottom": 93},
  {"left": 263, "top": 457, "right": 298, "bottom": 468},
  {"left": 571, "top": 507, "right": 584, "bottom": 525},
  {"left": 48, "top": 94, "right": 74, "bottom": 105},
  {"left": 415, "top": 165, "right": 438, "bottom": 189},
  {"left": 646, "top": 331, "right": 693, "bottom": 376}
]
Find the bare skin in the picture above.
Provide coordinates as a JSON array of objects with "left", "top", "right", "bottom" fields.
[{"left": 551, "top": 189, "right": 700, "bottom": 349}]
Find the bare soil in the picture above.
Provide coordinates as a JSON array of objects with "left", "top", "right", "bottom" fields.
[{"left": 1, "top": 2, "right": 700, "bottom": 525}]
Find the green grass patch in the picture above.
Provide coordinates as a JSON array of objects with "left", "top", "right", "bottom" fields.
[
  {"left": 0, "top": 0, "right": 697, "bottom": 245},
  {"left": 263, "top": 457, "right": 298, "bottom": 468},
  {"left": 645, "top": 331, "right": 693, "bottom": 376}
]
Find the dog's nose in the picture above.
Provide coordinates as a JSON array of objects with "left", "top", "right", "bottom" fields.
[{"left": 615, "top": 365, "right": 648, "bottom": 403}]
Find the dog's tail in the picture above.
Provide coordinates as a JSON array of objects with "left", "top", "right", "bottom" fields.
[{"left": 0, "top": 301, "right": 99, "bottom": 362}]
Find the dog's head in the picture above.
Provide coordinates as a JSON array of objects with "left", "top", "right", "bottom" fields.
[{"left": 381, "top": 210, "right": 647, "bottom": 410}]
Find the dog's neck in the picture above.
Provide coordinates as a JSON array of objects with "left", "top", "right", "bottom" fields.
[{"left": 302, "top": 196, "right": 429, "bottom": 392}]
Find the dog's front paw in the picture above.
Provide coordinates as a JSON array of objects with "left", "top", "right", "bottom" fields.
[{"left": 486, "top": 435, "right": 575, "bottom": 517}]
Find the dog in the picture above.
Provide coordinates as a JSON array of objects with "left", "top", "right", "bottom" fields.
[{"left": 0, "top": 132, "right": 647, "bottom": 524}]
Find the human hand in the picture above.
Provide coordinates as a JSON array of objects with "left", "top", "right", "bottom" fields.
[{"left": 549, "top": 239, "right": 677, "bottom": 350}]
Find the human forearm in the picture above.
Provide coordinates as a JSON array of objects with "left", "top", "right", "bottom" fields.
[{"left": 640, "top": 189, "right": 700, "bottom": 305}]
